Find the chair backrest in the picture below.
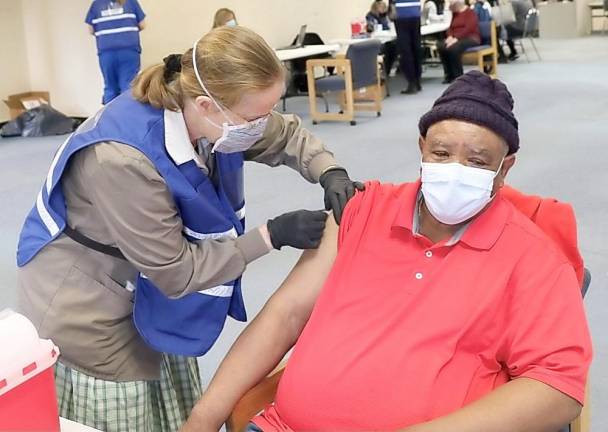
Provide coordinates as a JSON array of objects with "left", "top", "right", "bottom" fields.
[
  {"left": 478, "top": 19, "right": 492, "bottom": 45},
  {"left": 523, "top": 8, "right": 539, "bottom": 37},
  {"left": 345, "top": 39, "right": 382, "bottom": 89},
  {"left": 478, "top": 20, "right": 496, "bottom": 50},
  {"left": 581, "top": 267, "right": 591, "bottom": 298}
]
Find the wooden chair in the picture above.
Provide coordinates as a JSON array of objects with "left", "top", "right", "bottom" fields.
[
  {"left": 462, "top": 20, "right": 498, "bottom": 78},
  {"left": 226, "top": 364, "right": 285, "bottom": 432},
  {"left": 306, "top": 39, "right": 382, "bottom": 126}
]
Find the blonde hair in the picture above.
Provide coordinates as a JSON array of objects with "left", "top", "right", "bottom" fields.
[
  {"left": 370, "top": 0, "right": 387, "bottom": 14},
  {"left": 132, "top": 26, "right": 285, "bottom": 111},
  {"left": 212, "top": 8, "right": 236, "bottom": 29}
]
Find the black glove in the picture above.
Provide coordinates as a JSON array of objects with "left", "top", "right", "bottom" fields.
[
  {"left": 267, "top": 210, "right": 328, "bottom": 250},
  {"left": 319, "top": 168, "right": 365, "bottom": 224}
]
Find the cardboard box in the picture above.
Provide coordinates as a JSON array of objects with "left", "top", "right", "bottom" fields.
[{"left": 3, "top": 91, "right": 50, "bottom": 120}]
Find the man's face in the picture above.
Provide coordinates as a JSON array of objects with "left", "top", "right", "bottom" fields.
[
  {"left": 419, "top": 119, "right": 516, "bottom": 195},
  {"left": 449, "top": 0, "right": 464, "bottom": 12}
]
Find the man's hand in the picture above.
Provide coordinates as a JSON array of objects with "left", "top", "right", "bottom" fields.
[
  {"left": 446, "top": 36, "right": 458, "bottom": 48},
  {"left": 319, "top": 168, "right": 365, "bottom": 224}
]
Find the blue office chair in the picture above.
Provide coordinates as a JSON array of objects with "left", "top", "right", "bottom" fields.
[{"left": 306, "top": 39, "right": 383, "bottom": 126}]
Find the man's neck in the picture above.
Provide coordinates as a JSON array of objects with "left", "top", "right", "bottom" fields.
[{"left": 418, "top": 200, "right": 467, "bottom": 244}]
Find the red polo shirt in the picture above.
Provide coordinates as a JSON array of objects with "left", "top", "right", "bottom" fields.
[{"left": 253, "top": 181, "right": 592, "bottom": 431}]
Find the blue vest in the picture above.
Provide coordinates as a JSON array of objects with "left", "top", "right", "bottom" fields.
[
  {"left": 17, "top": 92, "right": 247, "bottom": 357},
  {"left": 394, "top": 0, "right": 422, "bottom": 19},
  {"left": 86, "top": 0, "right": 145, "bottom": 53}
]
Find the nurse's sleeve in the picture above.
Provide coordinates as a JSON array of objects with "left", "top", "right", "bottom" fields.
[
  {"left": 244, "top": 111, "right": 340, "bottom": 183},
  {"left": 84, "top": 142, "right": 271, "bottom": 298},
  {"left": 85, "top": 3, "right": 96, "bottom": 25},
  {"left": 131, "top": 0, "right": 146, "bottom": 23}
]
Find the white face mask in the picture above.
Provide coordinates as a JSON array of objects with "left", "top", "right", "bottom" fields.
[
  {"left": 205, "top": 115, "right": 269, "bottom": 154},
  {"left": 420, "top": 159, "right": 504, "bottom": 225},
  {"left": 192, "top": 38, "right": 268, "bottom": 154},
  {"left": 225, "top": 19, "right": 237, "bottom": 27}
]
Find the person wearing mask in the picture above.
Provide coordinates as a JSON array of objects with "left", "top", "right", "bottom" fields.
[
  {"left": 86, "top": 0, "right": 146, "bottom": 104},
  {"left": 17, "top": 26, "right": 362, "bottom": 432},
  {"left": 367, "top": 0, "right": 391, "bottom": 30},
  {"left": 389, "top": 0, "right": 423, "bottom": 94},
  {"left": 181, "top": 71, "right": 591, "bottom": 432},
  {"left": 367, "top": 1, "right": 398, "bottom": 78},
  {"left": 212, "top": 8, "right": 238, "bottom": 28},
  {"left": 437, "top": 0, "right": 480, "bottom": 83},
  {"left": 503, "top": 0, "right": 534, "bottom": 60}
]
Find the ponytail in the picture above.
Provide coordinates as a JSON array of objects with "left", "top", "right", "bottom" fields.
[{"left": 132, "top": 64, "right": 182, "bottom": 111}]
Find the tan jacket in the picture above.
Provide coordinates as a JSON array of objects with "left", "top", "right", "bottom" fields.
[{"left": 17, "top": 111, "right": 337, "bottom": 381}]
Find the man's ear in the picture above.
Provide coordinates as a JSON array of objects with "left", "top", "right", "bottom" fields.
[
  {"left": 497, "top": 154, "right": 516, "bottom": 189},
  {"left": 418, "top": 136, "right": 425, "bottom": 154}
]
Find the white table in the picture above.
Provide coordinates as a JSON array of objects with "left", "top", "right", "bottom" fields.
[
  {"left": 60, "top": 417, "right": 102, "bottom": 432},
  {"left": 274, "top": 44, "right": 341, "bottom": 62},
  {"left": 330, "top": 20, "right": 451, "bottom": 48},
  {"left": 421, "top": 20, "right": 451, "bottom": 36}
]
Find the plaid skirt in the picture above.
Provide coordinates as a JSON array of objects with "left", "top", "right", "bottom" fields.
[{"left": 54, "top": 354, "right": 202, "bottom": 432}]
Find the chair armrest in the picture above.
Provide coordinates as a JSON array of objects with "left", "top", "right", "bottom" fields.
[{"left": 226, "top": 363, "right": 287, "bottom": 432}]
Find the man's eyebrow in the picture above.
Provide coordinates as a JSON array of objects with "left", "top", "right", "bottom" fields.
[
  {"left": 429, "top": 139, "right": 452, "bottom": 147},
  {"left": 468, "top": 147, "right": 491, "bottom": 155}
]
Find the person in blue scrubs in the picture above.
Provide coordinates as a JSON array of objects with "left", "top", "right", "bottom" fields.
[{"left": 86, "top": 0, "right": 146, "bottom": 104}]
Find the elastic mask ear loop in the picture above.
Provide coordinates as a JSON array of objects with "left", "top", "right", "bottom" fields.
[
  {"left": 489, "top": 156, "right": 506, "bottom": 199},
  {"left": 493, "top": 156, "right": 506, "bottom": 179},
  {"left": 192, "top": 37, "right": 234, "bottom": 125}
]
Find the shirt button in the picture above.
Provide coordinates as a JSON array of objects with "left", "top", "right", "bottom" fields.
[
  {"left": 425, "top": 251, "right": 433, "bottom": 258},
  {"left": 415, "top": 272, "right": 423, "bottom": 280}
]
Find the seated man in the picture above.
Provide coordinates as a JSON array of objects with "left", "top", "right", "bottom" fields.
[
  {"left": 438, "top": 0, "right": 480, "bottom": 83},
  {"left": 182, "top": 71, "right": 592, "bottom": 432}
]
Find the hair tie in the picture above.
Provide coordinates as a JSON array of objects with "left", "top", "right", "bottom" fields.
[{"left": 163, "top": 54, "right": 182, "bottom": 82}]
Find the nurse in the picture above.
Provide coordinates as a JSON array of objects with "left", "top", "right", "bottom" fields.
[
  {"left": 17, "top": 26, "right": 362, "bottom": 432},
  {"left": 86, "top": 0, "right": 146, "bottom": 104}
]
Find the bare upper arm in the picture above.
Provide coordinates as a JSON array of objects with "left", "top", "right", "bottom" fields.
[
  {"left": 88, "top": 25, "right": 94, "bottom": 35},
  {"left": 138, "top": 19, "right": 146, "bottom": 30},
  {"left": 265, "top": 214, "right": 339, "bottom": 332}
]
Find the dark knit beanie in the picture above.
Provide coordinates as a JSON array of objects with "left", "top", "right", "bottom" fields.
[{"left": 418, "top": 71, "right": 519, "bottom": 154}]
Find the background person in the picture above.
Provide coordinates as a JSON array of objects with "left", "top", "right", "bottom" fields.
[
  {"left": 86, "top": 0, "right": 146, "bottom": 104},
  {"left": 212, "top": 8, "right": 238, "bottom": 28},
  {"left": 17, "top": 26, "right": 362, "bottom": 432},
  {"left": 437, "top": 0, "right": 480, "bottom": 83}
]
